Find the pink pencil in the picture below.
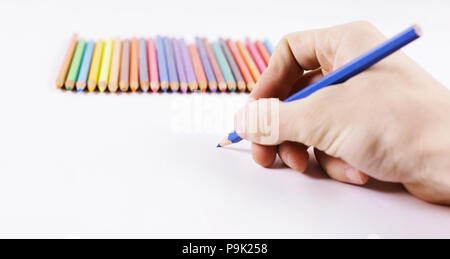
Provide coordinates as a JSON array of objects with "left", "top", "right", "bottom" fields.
[
  {"left": 245, "top": 38, "right": 266, "bottom": 73},
  {"left": 147, "top": 38, "right": 160, "bottom": 92}
]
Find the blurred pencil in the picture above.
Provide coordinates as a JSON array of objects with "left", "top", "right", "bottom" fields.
[
  {"left": 129, "top": 38, "right": 139, "bottom": 92},
  {"left": 156, "top": 36, "right": 169, "bottom": 92},
  {"left": 203, "top": 38, "right": 226, "bottom": 92},
  {"left": 227, "top": 39, "right": 255, "bottom": 92},
  {"left": 65, "top": 40, "right": 86, "bottom": 90},
  {"left": 255, "top": 40, "right": 271, "bottom": 66},
  {"left": 119, "top": 39, "right": 130, "bottom": 92},
  {"left": 108, "top": 38, "right": 122, "bottom": 93},
  {"left": 56, "top": 34, "right": 78, "bottom": 89},
  {"left": 147, "top": 38, "right": 160, "bottom": 93},
  {"left": 212, "top": 41, "right": 236, "bottom": 92},
  {"left": 98, "top": 39, "right": 114, "bottom": 92},
  {"left": 180, "top": 39, "right": 198, "bottom": 92},
  {"left": 164, "top": 37, "right": 179, "bottom": 92},
  {"left": 246, "top": 38, "right": 266, "bottom": 73},
  {"left": 76, "top": 40, "right": 94, "bottom": 92},
  {"left": 87, "top": 40, "right": 104, "bottom": 92},
  {"left": 196, "top": 37, "right": 217, "bottom": 92},
  {"left": 188, "top": 44, "right": 208, "bottom": 92},
  {"left": 236, "top": 40, "right": 260, "bottom": 85},
  {"left": 139, "top": 38, "right": 150, "bottom": 92},
  {"left": 264, "top": 39, "right": 274, "bottom": 54},
  {"left": 219, "top": 38, "right": 245, "bottom": 92},
  {"left": 173, "top": 38, "right": 188, "bottom": 93}
]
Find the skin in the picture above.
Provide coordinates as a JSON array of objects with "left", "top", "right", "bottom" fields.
[{"left": 234, "top": 21, "right": 450, "bottom": 205}]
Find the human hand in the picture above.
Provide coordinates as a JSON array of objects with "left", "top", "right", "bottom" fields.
[{"left": 234, "top": 21, "right": 450, "bottom": 205}]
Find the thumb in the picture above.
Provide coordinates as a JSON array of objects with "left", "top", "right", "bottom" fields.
[{"left": 234, "top": 85, "right": 348, "bottom": 151}]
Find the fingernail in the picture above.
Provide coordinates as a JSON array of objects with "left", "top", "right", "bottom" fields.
[
  {"left": 344, "top": 165, "right": 364, "bottom": 185},
  {"left": 281, "top": 152, "right": 292, "bottom": 168}
]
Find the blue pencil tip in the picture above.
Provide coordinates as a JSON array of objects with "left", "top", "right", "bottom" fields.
[
  {"left": 77, "top": 89, "right": 83, "bottom": 92},
  {"left": 163, "top": 88, "right": 168, "bottom": 92},
  {"left": 216, "top": 144, "right": 221, "bottom": 148}
]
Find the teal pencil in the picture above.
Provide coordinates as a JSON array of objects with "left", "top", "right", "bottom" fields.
[{"left": 212, "top": 41, "right": 236, "bottom": 92}]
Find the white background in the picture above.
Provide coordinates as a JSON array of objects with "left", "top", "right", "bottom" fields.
[{"left": 0, "top": 0, "right": 449, "bottom": 238}]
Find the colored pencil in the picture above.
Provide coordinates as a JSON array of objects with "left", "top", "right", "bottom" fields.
[
  {"left": 255, "top": 40, "right": 271, "bottom": 66},
  {"left": 108, "top": 38, "right": 122, "bottom": 93},
  {"left": 203, "top": 38, "right": 226, "bottom": 92},
  {"left": 76, "top": 40, "right": 95, "bottom": 92},
  {"left": 139, "top": 38, "right": 150, "bottom": 92},
  {"left": 219, "top": 38, "right": 245, "bottom": 92},
  {"left": 245, "top": 38, "right": 266, "bottom": 73},
  {"left": 218, "top": 25, "right": 422, "bottom": 147},
  {"left": 226, "top": 39, "right": 254, "bottom": 92},
  {"left": 195, "top": 37, "right": 217, "bottom": 92},
  {"left": 147, "top": 38, "right": 160, "bottom": 92},
  {"left": 56, "top": 34, "right": 78, "bottom": 89},
  {"left": 236, "top": 40, "right": 260, "bottom": 84},
  {"left": 263, "top": 39, "right": 273, "bottom": 55},
  {"left": 87, "top": 40, "right": 104, "bottom": 92},
  {"left": 156, "top": 36, "right": 169, "bottom": 92},
  {"left": 188, "top": 44, "right": 208, "bottom": 92},
  {"left": 180, "top": 39, "right": 198, "bottom": 92},
  {"left": 130, "top": 38, "right": 139, "bottom": 92},
  {"left": 98, "top": 39, "right": 114, "bottom": 92},
  {"left": 119, "top": 39, "right": 130, "bottom": 92},
  {"left": 212, "top": 42, "right": 236, "bottom": 92},
  {"left": 65, "top": 40, "right": 86, "bottom": 90},
  {"left": 173, "top": 38, "right": 188, "bottom": 93},
  {"left": 164, "top": 37, "right": 179, "bottom": 92}
]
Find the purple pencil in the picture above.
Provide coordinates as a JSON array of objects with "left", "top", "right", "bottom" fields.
[
  {"left": 179, "top": 39, "right": 198, "bottom": 92},
  {"left": 195, "top": 37, "right": 217, "bottom": 92},
  {"left": 173, "top": 38, "right": 188, "bottom": 93}
]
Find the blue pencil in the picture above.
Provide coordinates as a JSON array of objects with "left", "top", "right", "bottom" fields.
[
  {"left": 164, "top": 37, "right": 179, "bottom": 92},
  {"left": 156, "top": 36, "right": 169, "bottom": 92},
  {"left": 263, "top": 39, "right": 274, "bottom": 55},
  {"left": 218, "top": 25, "right": 422, "bottom": 147},
  {"left": 196, "top": 37, "right": 217, "bottom": 92},
  {"left": 75, "top": 40, "right": 95, "bottom": 92}
]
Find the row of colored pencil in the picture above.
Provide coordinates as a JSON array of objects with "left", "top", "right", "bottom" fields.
[{"left": 56, "top": 34, "right": 274, "bottom": 93}]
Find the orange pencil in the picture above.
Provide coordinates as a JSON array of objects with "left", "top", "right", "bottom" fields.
[
  {"left": 56, "top": 34, "right": 78, "bottom": 89},
  {"left": 255, "top": 40, "right": 271, "bottom": 66},
  {"left": 226, "top": 39, "right": 255, "bottom": 92},
  {"left": 129, "top": 37, "right": 139, "bottom": 92},
  {"left": 188, "top": 44, "right": 208, "bottom": 92},
  {"left": 236, "top": 40, "right": 260, "bottom": 84}
]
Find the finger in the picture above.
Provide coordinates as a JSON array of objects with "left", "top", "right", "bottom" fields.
[
  {"left": 251, "top": 143, "right": 277, "bottom": 168},
  {"left": 285, "top": 69, "right": 324, "bottom": 99},
  {"left": 314, "top": 149, "right": 369, "bottom": 185},
  {"left": 235, "top": 84, "right": 349, "bottom": 150},
  {"left": 249, "top": 28, "right": 326, "bottom": 100},
  {"left": 277, "top": 142, "right": 309, "bottom": 172}
]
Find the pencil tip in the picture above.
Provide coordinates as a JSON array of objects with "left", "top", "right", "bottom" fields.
[
  {"left": 216, "top": 144, "right": 221, "bottom": 148},
  {"left": 163, "top": 88, "right": 168, "bottom": 92}
]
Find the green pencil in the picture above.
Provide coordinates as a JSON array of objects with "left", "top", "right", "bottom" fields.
[
  {"left": 212, "top": 42, "right": 236, "bottom": 92},
  {"left": 65, "top": 40, "right": 86, "bottom": 90}
]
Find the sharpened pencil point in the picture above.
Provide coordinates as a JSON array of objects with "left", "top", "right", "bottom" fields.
[
  {"left": 217, "top": 144, "right": 221, "bottom": 148},
  {"left": 163, "top": 88, "right": 168, "bottom": 92},
  {"left": 77, "top": 88, "right": 83, "bottom": 92}
]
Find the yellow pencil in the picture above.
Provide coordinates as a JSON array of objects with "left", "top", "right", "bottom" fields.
[
  {"left": 87, "top": 40, "right": 104, "bottom": 92},
  {"left": 108, "top": 38, "right": 122, "bottom": 93},
  {"left": 98, "top": 39, "right": 114, "bottom": 92}
]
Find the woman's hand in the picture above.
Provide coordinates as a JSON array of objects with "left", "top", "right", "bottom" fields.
[{"left": 234, "top": 21, "right": 450, "bottom": 205}]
